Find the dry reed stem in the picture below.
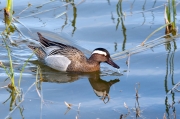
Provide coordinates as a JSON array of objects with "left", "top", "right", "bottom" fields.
[
  {"left": 20, "top": 2, "right": 73, "bottom": 19},
  {"left": 18, "top": 3, "right": 32, "bottom": 15},
  {"left": 163, "top": 113, "right": 167, "bottom": 119},
  {"left": 65, "top": 101, "right": 72, "bottom": 108},
  {"left": 167, "top": 81, "right": 180, "bottom": 94}
]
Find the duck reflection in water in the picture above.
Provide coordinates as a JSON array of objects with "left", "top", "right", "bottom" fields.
[
  {"left": 34, "top": 64, "right": 120, "bottom": 104},
  {"left": 88, "top": 72, "right": 120, "bottom": 104}
]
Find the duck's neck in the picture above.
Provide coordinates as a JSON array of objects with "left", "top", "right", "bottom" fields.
[
  {"left": 81, "top": 54, "right": 101, "bottom": 72},
  {"left": 84, "top": 59, "right": 100, "bottom": 72}
]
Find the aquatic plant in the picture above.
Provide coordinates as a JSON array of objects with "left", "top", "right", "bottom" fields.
[
  {"left": 2, "top": 0, "right": 34, "bottom": 90},
  {"left": 112, "top": 0, "right": 179, "bottom": 61},
  {"left": 1, "top": 1, "right": 81, "bottom": 117},
  {"left": 2, "top": 0, "right": 16, "bottom": 89},
  {"left": 1, "top": 0, "right": 35, "bottom": 106},
  {"left": 165, "top": 0, "right": 177, "bottom": 36}
]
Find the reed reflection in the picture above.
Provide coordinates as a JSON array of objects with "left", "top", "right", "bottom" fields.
[
  {"left": 62, "top": 0, "right": 77, "bottom": 36},
  {"left": 70, "top": 1, "right": 77, "bottom": 36},
  {"left": 116, "top": 0, "right": 127, "bottom": 51},
  {"left": 141, "top": 0, "right": 146, "bottom": 26},
  {"left": 107, "top": 0, "right": 111, "bottom": 5},
  {"left": 130, "top": 0, "right": 136, "bottom": 14},
  {"left": 162, "top": 5, "right": 178, "bottom": 117},
  {"left": 164, "top": 39, "right": 178, "bottom": 119},
  {"left": 151, "top": 0, "right": 156, "bottom": 24}
]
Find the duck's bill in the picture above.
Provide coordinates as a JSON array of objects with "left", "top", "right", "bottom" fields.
[{"left": 106, "top": 58, "right": 120, "bottom": 69}]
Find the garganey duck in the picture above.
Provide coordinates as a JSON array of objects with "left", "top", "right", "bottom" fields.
[{"left": 28, "top": 32, "right": 120, "bottom": 72}]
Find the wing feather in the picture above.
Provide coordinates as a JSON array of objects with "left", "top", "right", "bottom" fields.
[
  {"left": 37, "top": 32, "right": 67, "bottom": 48},
  {"left": 37, "top": 32, "right": 87, "bottom": 62}
]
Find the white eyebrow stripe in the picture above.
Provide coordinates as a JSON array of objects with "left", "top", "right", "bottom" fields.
[{"left": 92, "top": 50, "right": 107, "bottom": 56}]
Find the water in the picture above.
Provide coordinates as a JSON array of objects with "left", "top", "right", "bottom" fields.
[{"left": 0, "top": 0, "right": 180, "bottom": 119}]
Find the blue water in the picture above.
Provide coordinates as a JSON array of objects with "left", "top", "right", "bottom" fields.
[{"left": 0, "top": 0, "right": 180, "bottom": 119}]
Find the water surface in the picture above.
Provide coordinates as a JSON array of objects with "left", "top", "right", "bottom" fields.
[{"left": 0, "top": 0, "right": 180, "bottom": 119}]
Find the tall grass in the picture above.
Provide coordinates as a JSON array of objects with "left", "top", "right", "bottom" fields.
[
  {"left": 141, "top": 0, "right": 177, "bottom": 45},
  {"left": 2, "top": 0, "right": 16, "bottom": 89},
  {"left": 165, "top": 0, "right": 177, "bottom": 35},
  {"left": 1, "top": 36, "right": 15, "bottom": 89},
  {"left": 2, "top": 0, "right": 35, "bottom": 90},
  {"left": 1, "top": 1, "right": 39, "bottom": 115}
]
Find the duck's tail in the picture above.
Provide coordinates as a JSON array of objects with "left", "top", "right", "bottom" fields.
[
  {"left": 28, "top": 45, "right": 46, "bottom": 60},
  {"left": 37, "top": 32, "right": 51, "bottom": 47},
  {"left": 37, "top": 32, "right": 67, "bottom": 48}
]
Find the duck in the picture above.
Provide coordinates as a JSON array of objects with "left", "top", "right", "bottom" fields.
[{"left": 28, "top": 32, "right": 120, "bottom": 72}]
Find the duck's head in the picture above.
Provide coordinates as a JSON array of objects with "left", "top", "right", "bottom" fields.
[{"left": 90, "top": 48, "right": 120, "bottom": 69}]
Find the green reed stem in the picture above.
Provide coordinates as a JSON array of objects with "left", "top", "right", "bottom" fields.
[
  {"left": 2, "top": 36, "right": 15, "bottom": 88},
  {"left": 18, "top": 53, "right": 34, "bottom": 88},
  {"left": 1, "top": 0, "right": 17, "bottom": 89},
  {"left": 167, "top": 0, "right": 171, "bottom": 22},
  {"left": 5, "top": 0, "right": 13, "bottom": 30},
  {"left": 6, "top": 0, "right": 13, "bottom": 12},
  {"left": 172, "top": 0, "right": 176, "bottom": 28}
]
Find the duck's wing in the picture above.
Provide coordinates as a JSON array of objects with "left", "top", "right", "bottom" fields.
[
  {"left": 37, "top": 32, "right": 67, "bottom": 48},
  {"left": 36, "top": 32, "right": 91, "bottom": 57},
  {"left": 37, "top": 32, "right": 87, "bottom": 61},
  {"left": 49, "top": 47, "right": 87, "bottom": 61}
]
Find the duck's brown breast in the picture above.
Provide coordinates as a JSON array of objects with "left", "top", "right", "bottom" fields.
[{"left": 66, "top": 60, "right": 100, "bottom": 72}]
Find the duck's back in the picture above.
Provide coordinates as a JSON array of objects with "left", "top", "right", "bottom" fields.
[{"left": 37, "top": 32, "right": 88, "bottom": 71}]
